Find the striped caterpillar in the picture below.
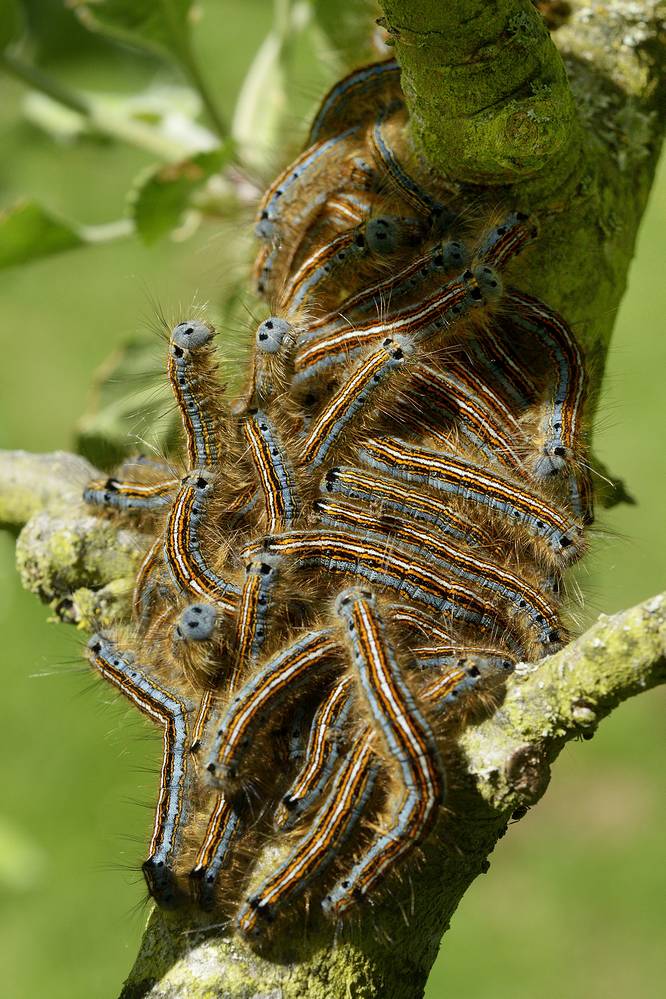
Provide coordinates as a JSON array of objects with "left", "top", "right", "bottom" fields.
[{"left": 81, "top": 56, "right": 593, "bottom": 939}]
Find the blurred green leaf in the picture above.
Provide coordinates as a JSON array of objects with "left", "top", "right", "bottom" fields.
[
  {"left": 72, "top": 0, "right": 228, "bottom": 140},
  {"left": 308, "top": 0, "right": 377, "bottom": 66},
  {"left": 0, "top": 0, "right": 22, "bottom": 51},
  {"left": 232, "top": 2, "right": 319, "bottom": 172},
  {"left": 232, "top": 28, "right": 288, "bottom": 172},
  {"left": 70, "top": 0, "right": 194, "bottom": 63},
  {"left": 0, "top": 815, "right": 46, "bottom": 893},
  {"left": 76, "top": 338, "right": 182, "bottom": 468},
  {"left": 0, "top": 199, "right": 83, "bottom": 269},
  {"left": 129, "top": 145, "right": 231, "bottom": 244}
]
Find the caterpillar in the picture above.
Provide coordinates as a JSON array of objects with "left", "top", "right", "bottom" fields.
[{"left": 77, "top": 53, "right": 594, "bottom": 937}]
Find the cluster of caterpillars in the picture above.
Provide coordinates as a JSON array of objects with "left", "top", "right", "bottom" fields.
[{"left": 83, "top": 57, "right": 593, "bottom": 938}]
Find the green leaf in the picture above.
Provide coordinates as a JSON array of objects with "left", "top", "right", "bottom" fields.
[
  {"left": 0, "top": 200, "right": 83, "bottom": 269},
  {"left": 0, "top": 0, "right": 22, "bottom": 51},
  {"left": 72, "top": 1, "right": 228, "bottom": 141},
  {"left": 70, "top": 0, "right": 194, "bottom": 63},
  {"left": 308, "top": 0, "right": 377, "bottom": 66},
  {"left": 76, "top": 338, "right": 182, "bottom": 468},
  {"left": 129, "top": 145, "right": 231, "bottom": 244}
]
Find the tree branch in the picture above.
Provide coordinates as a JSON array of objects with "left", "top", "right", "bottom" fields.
[
  {"left": 0, "top": 450, "right": 145, "bottom": 627},
  {"left": 378, "top": 0, "right": 579, "bottom": 185}
]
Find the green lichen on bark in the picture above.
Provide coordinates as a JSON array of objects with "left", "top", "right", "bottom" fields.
[
  {"left": 380, "top": 0, "right": 579, "bottom": 185},
  {"left": 0, "top": 451, "right": 142, "bottom": 628}
]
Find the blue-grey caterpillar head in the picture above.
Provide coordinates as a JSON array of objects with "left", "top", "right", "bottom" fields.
[
  {"left": 437, "top": 239, "right": 469, "bottom": 272},
  {"left": 255, "top": 218, "right": 276, "bottom": 240},
  {"left": 364, "top": 215, "right": 424, "bottom": 255},
  {"left": 471, "top": 264, "right": 503, "bottom": 303},
  {"left": 171, "top": 320, "right": 214, "bottom": 351},
  {"left": 533, "top": 443, "right": 572, "bottom": 479},
  {"left": 182, "top": 469, "right": 216, "bottom": 492},
  {"left": 176, "top": 603, "right": 218, "bottom": 642},
  {"left": 334, "top": 587, "right": 375, "bottom": 619},
  {"left": 245, "top": 553, "right": 281, "bottom": 581},
  {"left": 142, "top": 856, "right": 182, "bottom": 909},
  {"left": 256, "top": 316, "right": 292, "bottom": 354}
]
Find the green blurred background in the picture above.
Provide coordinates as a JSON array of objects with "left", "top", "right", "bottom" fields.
[{"left": 0, "top": 3, "right": 663, "bottom": 997}]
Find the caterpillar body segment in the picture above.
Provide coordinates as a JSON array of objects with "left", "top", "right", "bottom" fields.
[
  {"left": 320, "top": 464, "right": 500, "bottom": 550},
  {"left": 232, "top": 554, "right": 282, "bottom": 674},
  {"left": 315, "top": 494, "right": 564, "bottom": 656},
  {"left": 475, "top": 211, "right": 538, "bottom": 271},
  {"left": 83, "top": 476, "right": 178, "bottom": 512},
  {"left": 86, "top": 635, "right": 193, "bottom": 908},
  {"left": 254, "top": 530, "right": 520, "bottom": 646},
  {"left": 275, "top": 676, "right": 354, "bottom": 830},
  {"left": 323, "top": 589, "right": 443, "bottom": 917},
  {"left": 238, "top": 728, "right": 379, "bottom": 937},
  {"left": 507, "top": 289, "right": 589, "bottom": 481},
  {"left": 300, "top": 335, "right": 414, "bottom": 467},
  {"left": 292, "top": 262, "right": 503, "bottom": 385},
  {"left": 168, "top": 320, "right": 227, "bottom": 469},
  {"left": 359, "top": 437, "right": 586, "bottom": 567},
  {"left": 397, "top": 363, "right": 529, "bottom": 473},
  {"left": 190, "top": 793, "right": 244, "bottom": 910},
  {"left": 243, "top": 411, "right": 299, "bottom": 532},
  {"left": 164, "top": 471, "right": 241, "bottom": 610},
  {"left": 369, "top": 102, "right": 453, "bottom": 227},
  {"left": 308, "top": 58, "right": 401, "bottom": 144},
  {"left": 206, "top": 630, "right": 341, "bottom": 788}
]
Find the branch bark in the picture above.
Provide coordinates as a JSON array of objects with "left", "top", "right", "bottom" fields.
[{"left": 2, "top": 1, "right": 665, "bottom": 997}]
